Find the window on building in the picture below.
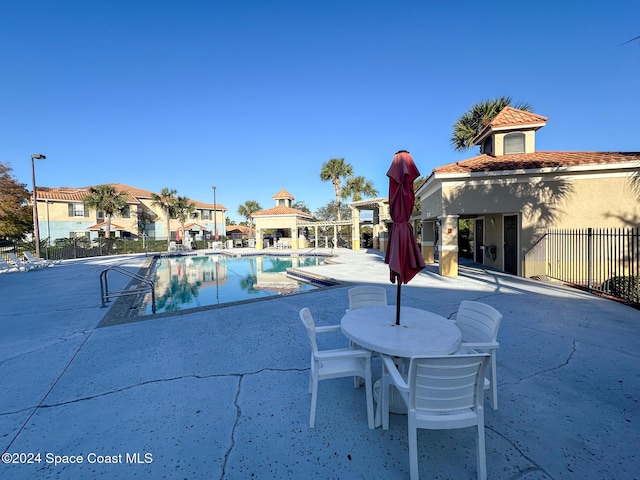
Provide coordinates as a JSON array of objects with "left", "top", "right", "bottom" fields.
[
  {"left": 121, "top": 205, "right": 130, "bottom": 218},
  {"left": 201, "top": 210, "right": 211, "bottom": 220},
  {"left": 69, "top": 203, "right": 88, "bottom": 217},
  {"left": 504, "top": 132, "right": 525, "bottom": 154},
  {"left": 482, "top": 137, "right": 492, "bottom": 155}
]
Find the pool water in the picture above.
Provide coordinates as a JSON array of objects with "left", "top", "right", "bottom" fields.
[{"left": 146, "top": 254, "right": 325, "bottom": 314}]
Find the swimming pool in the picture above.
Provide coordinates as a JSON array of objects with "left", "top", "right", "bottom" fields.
[{"left": 145, "top": 254, "right": 329, "bottom": 314}]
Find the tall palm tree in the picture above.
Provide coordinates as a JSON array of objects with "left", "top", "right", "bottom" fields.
[
  {"left": 237, "top": 200, "right": 261, "bottom": 234},
  {"left": 82, "top": 184, "right": 128, "bottom": 239},
  {"left": 151, "top": 187, "right": 177, "bottom": 246},
  {"left": 172, "top": 196, "right": 197, "bottom": 243},
  {"left": 320, "top": 157, "right": 353, "bottom": 221},
  {"left": 451, "top": 96, "right": 532, "bottom": 152},
  {"left": 342, "top": 176, "right": 378, "bottom": 202}
]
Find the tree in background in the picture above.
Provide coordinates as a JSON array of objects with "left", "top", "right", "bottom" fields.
[
  {"left": 135, "top": 207, "right": 158, "bottom": 238},
  {"left": 292, "top": 200, "right": 311, "bottom": 215},
  {"left": 451, "top": 96, "right": 532, "bottom": 152},
  {"left": 314, "top": 201, "right": 351, "bottom": 222},
  {"left": 237, "top": 200, "right": 261, "bottom": 235},
  {"left": 320, "top": 157, "right": 353, "bottom": 221},
  {"left": 0, "top": 162, "right": 32, "bottom": 241},
  {"left": 342, "top": 176, "right": 378, "bottom": 202},
  {"left": 151, "top": 187, "right": 177, "bottom": 246},
  {"left": 82, "top": 184, "right": 128, "bottom": 240},
  {"left": 172, "top": 196, "right": 197, "bottom": 243}
]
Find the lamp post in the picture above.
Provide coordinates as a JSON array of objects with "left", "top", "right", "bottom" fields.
[
  {"left": 31, "top": 154, "right": 46, "bottom": 258},
  {"left": 212, "top": 186, "right": 218, "bottom": 241}
]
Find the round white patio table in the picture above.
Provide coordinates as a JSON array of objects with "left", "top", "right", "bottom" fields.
[
  {"left": 341, "top": 305, "right": 462, "bottom": 426},
  {"left": 341, "top": 305, "right": 462, "bottom": 357}
]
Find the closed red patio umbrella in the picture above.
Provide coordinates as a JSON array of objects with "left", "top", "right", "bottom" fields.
[{"left": 384, "top": 150, "right": 426, "bottom": 325}]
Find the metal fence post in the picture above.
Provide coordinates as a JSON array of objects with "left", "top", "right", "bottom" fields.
[{"left": 587, "top": 227, "right": 594, "bottom": 290}]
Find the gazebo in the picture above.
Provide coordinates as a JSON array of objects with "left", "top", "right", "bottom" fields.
[{"left": 252, "top": 190, "right": 313, "bottom": 250}]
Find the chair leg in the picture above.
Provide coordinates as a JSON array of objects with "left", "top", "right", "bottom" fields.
[
  {"left": 364, "top": 374, "right": 374, "bottom": 429},
  {"left": 381, "top": 365, "right": 390, "bottom": 430},
  {"left": 309, "top": 378, "right": 318, "bottom": 428},
  {"left": 477, "top": 421, "right": 487, "bottom": 480},
  {"left": 408, "top": 419, "right": 419, "bottom": 480},
  {"left": 490, "top": 355, "right": 498, "bottom": 410}
]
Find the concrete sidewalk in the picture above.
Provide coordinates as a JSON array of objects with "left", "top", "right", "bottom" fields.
[{"left": 1, "top": 249, "right": 638, "bottom": 479}]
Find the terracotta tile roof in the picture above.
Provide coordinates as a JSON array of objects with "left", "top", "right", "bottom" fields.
[
  {"left": 473, "top": 107, "right": 548, "bottom": 144},
  {"left": 226, "top": 225, "right": 255, "bottom": 236},
  {"left": 488, "top": 107, "right": 548, "bottom": 128},
  {"left": 272, "top": 189, "right": 294, "bottom": 199},
  {"left": 184, "top": 223, "right": 208, "bottom": 231},
  {"left": 87, "top": 221, "right": 127, "bottom": 231},
  {"left": 34, "top": 183, "right": 226, "bottom": 211},
  {"left": 253, "top": 205, "right": 313, "bottom": 218},
  {"left": 191, "top": 200, "right": 227, "bottom": 211},
  {"left": 433, "top": 151, "right": 640, "bottom": 174}
]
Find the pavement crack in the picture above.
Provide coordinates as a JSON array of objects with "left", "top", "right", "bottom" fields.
[
  {"left": 487, "top": 426, "right": 554, "bottom": 479},
  {"left": 509, "top": 340, "right": 578, "bottom": 387}
]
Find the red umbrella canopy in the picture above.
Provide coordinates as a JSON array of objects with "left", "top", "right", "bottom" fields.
[{"left": 384, "top": 150, "right": 426, "bottom": 284}]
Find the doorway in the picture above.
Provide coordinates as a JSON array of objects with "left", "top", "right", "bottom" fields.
[
  {"left": 503, "top": 215, "right": 518, "bottom": 275},
  {"left": 474, "top": 218, "right": 484, "bottom": 264}
]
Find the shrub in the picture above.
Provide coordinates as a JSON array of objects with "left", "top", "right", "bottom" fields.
[{"left": 602, "top": 276, "right": 640, "bottom": 303}]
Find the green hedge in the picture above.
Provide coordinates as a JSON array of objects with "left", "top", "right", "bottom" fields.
[{"left": 603, "top": 276, "right": 640, "bottom": 303}]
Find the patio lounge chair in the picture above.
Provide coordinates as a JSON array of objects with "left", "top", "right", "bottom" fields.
[
  {"left": 7, "top": 252, "right": 40, "bottom": 270},
  {"left": 24, "top": 251, "right": 60, "bottom": 267},
  {"left": 299, "top": 307, "right": 375, "bottom": 429},
  {"left": 381, "top": 353, "right": 491, "bottom": 480},
  {"left": 0, "top": 258, "right": 21, "bottom": 273}
]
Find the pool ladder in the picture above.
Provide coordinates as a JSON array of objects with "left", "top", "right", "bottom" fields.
[{"left": 100, "top": 266, "right": 156, "bottom": 314}]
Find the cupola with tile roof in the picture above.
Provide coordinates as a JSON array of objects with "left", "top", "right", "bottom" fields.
[
  {"left": 473, "top": 107, "right": 548, "bottom": 157},
  {"left": 272, "top": 189, "right": 294, "bottom": 208}
]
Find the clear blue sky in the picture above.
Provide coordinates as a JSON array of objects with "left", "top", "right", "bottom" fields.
[{"left": 2, "top": 0, "right": 639, "bottom": 224}]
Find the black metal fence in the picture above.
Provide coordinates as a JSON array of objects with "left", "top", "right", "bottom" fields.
[{"left": 526, "top": 228, "right": 639, "bottom": 305}]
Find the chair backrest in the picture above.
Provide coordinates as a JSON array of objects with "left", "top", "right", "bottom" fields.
[
  {"left": 8, "top": 253, "right": 23, "bottom": 265},
  {"left": 408, "top": 353, "right": 490, "bottom": 414},
  {"left": 299, "top": 308, "right": 318, "bottom": 354},
  {"left": 455, "top": 301, "right": 502, "bottom": 344},
  {"left": 348, "top": 286, "right": 388, "bottom": 310}
]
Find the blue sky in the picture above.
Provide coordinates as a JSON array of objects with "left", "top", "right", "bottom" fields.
[{"left": 2, "top": 0, "right": 639, "bottom": 223}]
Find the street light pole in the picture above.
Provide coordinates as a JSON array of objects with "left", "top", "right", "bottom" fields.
[
  {"left": 31, "top": 154, "right": 46, "bottom": 258},
  {"left": 212, "top": 186, "right": 218, "bottom": 241}
]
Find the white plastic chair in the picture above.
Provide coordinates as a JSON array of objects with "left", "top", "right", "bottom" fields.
[
  {"left": 455, "top": 300, "right": 502, "bottom": 410},
  {"left": 8, "top": 252, "right": 40, "bottom": 270},
  {"left": 381, "top": 353, "right": 490, "bottom": 480},
  {"left": 299, "top": 308, "right": 375, "bottom": 429},
  {"left": 24, "top": 251, "right": 60, "bottom": 266},
  {"left": 346, "top": 286, "right": 388, "bottom": 312}
]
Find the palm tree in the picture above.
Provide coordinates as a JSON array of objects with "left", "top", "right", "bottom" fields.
[
  {"left": 451, "top": 96, "right": 532, "bottom": 152},
  {"left": 82, "top": 184, "right": 128, "bottom": 239},
  {"left": 172, "top": 196, "right": 197, "bottom": 244},
  {"left": 237, "top": 200, "right": 261, "bottom": 235},
  {"left": 151, "top": 187, "right": 177, "bottom": 246},
  {"left": 320, "top": 157, "right": 353, "bottom": 221},
  {"left": 342, "top": 176, "right": 378, "bottom": 202}
]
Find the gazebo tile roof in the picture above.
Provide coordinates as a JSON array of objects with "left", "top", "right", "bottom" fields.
[
  {"left": 253, "top": 205, "right": 312, "bottom": 218},
  {"left": 272, "top": 189, "right": 294, "bottom": 199}
]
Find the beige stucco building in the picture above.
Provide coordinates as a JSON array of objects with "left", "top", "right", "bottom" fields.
[
  {"left": 33, "top": 183, "right": 226, "bottom": 243},
  {"left": 417, "top": 107, "right": 640, "bottom": 277}
]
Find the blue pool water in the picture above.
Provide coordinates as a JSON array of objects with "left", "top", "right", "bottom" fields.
[{"left": 146, "top": 254, "right": 327, "bottom": 314}]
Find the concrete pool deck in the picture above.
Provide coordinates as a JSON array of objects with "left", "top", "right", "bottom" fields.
[{"left": 1, "top": 248, "right": 638, "bottom": 479}]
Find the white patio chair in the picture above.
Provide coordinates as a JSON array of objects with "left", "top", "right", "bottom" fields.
[
  {"left": 346, "top": 285, "right": 388, "bottom": 312},
  {"left": 8, "top": 253, "right": 40, "bottom": 270},
  {"left": 455, "top": 300, "right": 502, "bottom": 410},
  {"left": 24, "top": 251, "right": 60, "bottom": 267},
  {"left": 0, "top": 258, "right": 20, "bottom": 273},
  {"left": 381, "top": 353, "right": 490, "bottom": 480},
  {"left": 299, "top": 307, "right": 375, "bottom": 429}
]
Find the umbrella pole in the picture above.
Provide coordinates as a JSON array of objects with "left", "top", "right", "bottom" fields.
[{"left": 396, "top": 282, "right": 401, "bottom": 325}]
